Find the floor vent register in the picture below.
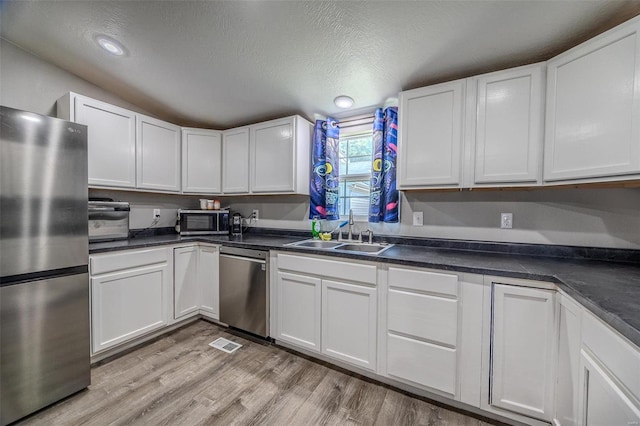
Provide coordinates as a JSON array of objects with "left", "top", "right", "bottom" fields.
[{"left": 209, "top": 337, "right": 242, "bottom": 353}]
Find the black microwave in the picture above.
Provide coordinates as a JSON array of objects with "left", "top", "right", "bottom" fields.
[{"left": 178, "top": 209, "right": 230, "bottom": 236}]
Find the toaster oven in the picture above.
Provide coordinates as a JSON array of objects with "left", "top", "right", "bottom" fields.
[{"left": 88, "top": 201, "right": 130, "bottom": 242}]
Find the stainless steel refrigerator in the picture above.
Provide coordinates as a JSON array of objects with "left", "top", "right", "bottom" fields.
[{"left": 0, "top": 106, "right": 90, "bottom": 425}]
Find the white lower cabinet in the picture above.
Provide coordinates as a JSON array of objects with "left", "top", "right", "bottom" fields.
[
  {"left": 578, "top": 311, "right": 640, "bottom": 426},
  {"left": 487, "top": 281, "right": 556, "bottom": 422},
  {"left": 554, "top": 294, "right": 583, "bottom": 426},
  {"left": 274, "top": 253, "right": 377, "bottom": 369},
  {"left": 174, "top": 246, "right": 200, "bottom": 319},
  {"left": 579, "top": 349, "right": 640, "bottom": 426},
  {"left": 90, "top": 248, "right": 171, "bottom": 354},
  {"left": 276, "top": 271, "right": 321, "bottom": 351},
  {"left": 198, "top": 245, "right": 220, "bottom": 320},
  {"left": 173, "top": 244, "right": 220, "bottom": 321},
  {"left": 322, "top": 279, "right": 377, "bottom": 371}
]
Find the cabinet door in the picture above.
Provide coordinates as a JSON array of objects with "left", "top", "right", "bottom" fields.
[
  {"left": 545, "top": 18, "right": 640, "bottom": 182},
  {"left": 276, "top": 272, "right": 321, "bottom": 352},
  {"left": 136, "top": 115, "right": 181, "bottom": 192},
  {"left": 182, "top": 129, "right": 222, "bottom": 194},
  {"left": 173, "top": 246, "right": 200, "bottom": 319},
  {"left": 490, "top": 284, "right": 555, "bottom": 421},
  {"left": 580, "top": 350, "right": 640, "bottom": 426},
  {"left": 74, "top": 95, "right": 136, "bottom": 188},
  {"left": 471, "top": 63, "right": 545, "bottom": 185},
  {"left": 398, "top": 79, "right": 465, "bottom": 188},
  {"left": 322, "top": 279, "right": 377, "bottom": 371},
  {"left": 91, "top": 264, "right": 169, "bottom": 353},
  {"left": 554, "top": 295, "right": 582, "bottom": 426},
  {"left": 198, "top": 245, "right": 219, "bottom": 319},
  {"left": 222, "top": 127, "right": 250, "bottom": 193},
  {"left": 251, "top": 117, "right": 295, "bottom": 193}
]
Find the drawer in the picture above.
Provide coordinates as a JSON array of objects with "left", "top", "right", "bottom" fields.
[
  {"left": 387, "top": 333, "right": 457, "bottom": 396},
  {"left": 388, "top": 289, "right": 458, "bottom": 346},
  {"left": 582, "top": 311, "right": 640, "bottom": 401},
  {"left": 90, "top": 247, "right": 169, "bottom": 276},
  {"left": 277, "top": 254, "right": 376, "bottom": 285},
  {"left": 388, "top": 267, "right": 458, "bottom": 297}
]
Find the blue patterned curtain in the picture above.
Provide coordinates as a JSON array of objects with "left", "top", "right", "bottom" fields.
[
  {"left": 309, "top": 117, "right": 340, "bottom": 220},
  {"left": 368, "top": 107, "right": 398, "bottom": 223}
]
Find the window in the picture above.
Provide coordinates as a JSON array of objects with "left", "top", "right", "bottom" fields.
[{"left": 338, "top": 130, "right": 373, "bottom": 217}]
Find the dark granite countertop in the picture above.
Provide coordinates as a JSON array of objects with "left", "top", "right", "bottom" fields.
[{"left": 90, "top": 231, "right": 640, "bottom": 349}]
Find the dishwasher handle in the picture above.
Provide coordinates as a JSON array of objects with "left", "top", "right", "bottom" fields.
[{"left": 220, "top": 253, "right": 266, "bottom": 264}]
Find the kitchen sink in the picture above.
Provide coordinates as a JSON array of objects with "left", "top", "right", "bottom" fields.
[
  {"left": 334, "top": 243, "right": 392, "bottom": 254},
  {"left": 291, "top": 240, "right": 344, "bottom": 249},
  {"left": 287, "top": 239, "right": 393, "bottom": 255}
]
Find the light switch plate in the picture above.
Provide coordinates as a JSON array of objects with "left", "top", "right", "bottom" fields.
[{"left": 413, "top": 211, "right": 424, "bottom": 226}]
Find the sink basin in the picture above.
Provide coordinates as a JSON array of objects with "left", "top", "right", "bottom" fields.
[
  {"left": 290, "top": 240, "right": 344, "bottom": 249},
  {"left": 334, "top": 243, "right": 393, "bottom": 254},
  {"left": 287, "top": 239, "right": 394, "bottom": 255}
]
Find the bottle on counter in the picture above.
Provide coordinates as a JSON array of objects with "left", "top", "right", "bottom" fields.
[{"left": 311, "top": 216, "right": 320, "bottom": 239}]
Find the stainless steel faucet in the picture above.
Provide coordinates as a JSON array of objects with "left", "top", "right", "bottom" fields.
[{"left": 347, "top": 209, "right": 354, "bottom": 241}]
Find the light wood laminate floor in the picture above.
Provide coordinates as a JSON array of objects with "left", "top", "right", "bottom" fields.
[{"left": 18, "top": 321, "right": 500, "bottom": 426}]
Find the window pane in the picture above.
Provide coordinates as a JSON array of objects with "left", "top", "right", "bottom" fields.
[
  {"left": 350, "top": 197, "right": 369, "bottom": 217},
  {"left": 347, "top": 138, "right": 372, "bottom": 157},
  {"left": 339, "top": 157, "right": 347, "bottom": 174},
  {"left": 339, "top": 141, "right": 348, "bottom": 158},
  {"left": 346, "top": 180, "right": 370, "bottom": 196},
  {"left": 347, "top": 156, "right": 372, "bottom": 175}
]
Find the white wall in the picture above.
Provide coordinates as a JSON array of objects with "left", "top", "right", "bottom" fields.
[
  {"left": 0, "top": 38, "right": 155, "bottom": 119},
  {"left": 3, "top": 38, "right": 640, "bottom": 249}
]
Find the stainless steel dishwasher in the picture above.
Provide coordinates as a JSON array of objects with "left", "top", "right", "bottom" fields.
[{"left": 219, "top": 246, "right": 269, "bottom": 338}]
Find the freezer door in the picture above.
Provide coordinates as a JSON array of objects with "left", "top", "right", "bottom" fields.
[
  {"left": 0, "top": 273, "right": 90, "bottom": 425},
  {"left": 0, "top": 107, "right": 88, "bottom": 277}
]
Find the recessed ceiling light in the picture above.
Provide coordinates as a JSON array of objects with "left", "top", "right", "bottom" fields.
[
  {"left": 334, "top": 95, "right": 354, "bottom": 109},
  {"left": 96, "top": 35, "right": 126, "bottom": 56}
]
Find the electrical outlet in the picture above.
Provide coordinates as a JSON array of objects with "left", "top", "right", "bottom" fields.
[
  {"left": 412, "top": 211, "right": 423, "bottom": 226},
  {"left": 153, "top": 209, "right": 161, "bottom": 219},
  {"left": 500, "top": 213, "right": 513, "bottom": 229},
  {"left": 252, "top": 209, "right": 259, "bottom": 221}
]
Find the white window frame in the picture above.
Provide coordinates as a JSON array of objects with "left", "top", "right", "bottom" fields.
[{"left": 338, "top": 116, "right": 374, "bottom": 220}]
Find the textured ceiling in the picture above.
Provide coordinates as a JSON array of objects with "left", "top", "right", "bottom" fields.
[{"left": 1, "top": 1, "right": 640, "bottom": 129}]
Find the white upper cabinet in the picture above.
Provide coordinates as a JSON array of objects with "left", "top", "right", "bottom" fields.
[
  {"left": 250, "top": 116, "right": 312, "bottom": 194},
  {"left": 544, "top": 16, "right": 640, "bottom": 183},
  {"left": 181, "top": 128, "right": 222, "bottom": 194},
  {"left": 466, "top": 63, "right": 545, "bottom": 186},
  {"left": 58, "top": 93, "right": 137, "bottom": 188},
  {"left": 222, "top": 127, "right": 250, "bottom": 194},
  {"left": 136, "top": 115, "right": 181, "bottom": 192},
  {"left": 398, "top": 79, "right": 466, "bottom": 188}
]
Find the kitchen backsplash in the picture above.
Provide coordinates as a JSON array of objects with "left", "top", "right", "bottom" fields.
[{"left": 91, "top": 187, "right": 640, "bottom": 250}]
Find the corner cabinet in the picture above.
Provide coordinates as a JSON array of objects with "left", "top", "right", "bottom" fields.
[
  {"left": 136, "top": 115, "right": 181, "bottom": 192},
  {"left": 544, "top": 16, "right": 640, "bottom": 184},
  {"left": 58, "top": 93, "right": 136, "bottom": 188},
  {"left": 222, "top": 127, "right": 251, "bottom": 194},
  {"left": 173, "top": 244, "right": 220, "bottom": 321},
  {"left": 398, "top": 79, "right": 466, "bottom": 188},
  {"left": 466, "top": 63, "right": 545, "bottom": 187},
  {"left": 182, "top": 128, "right": 222, "bottom": 194},
  {"left": 250, "top": 116, "right": 312, "bottom": 194}
]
